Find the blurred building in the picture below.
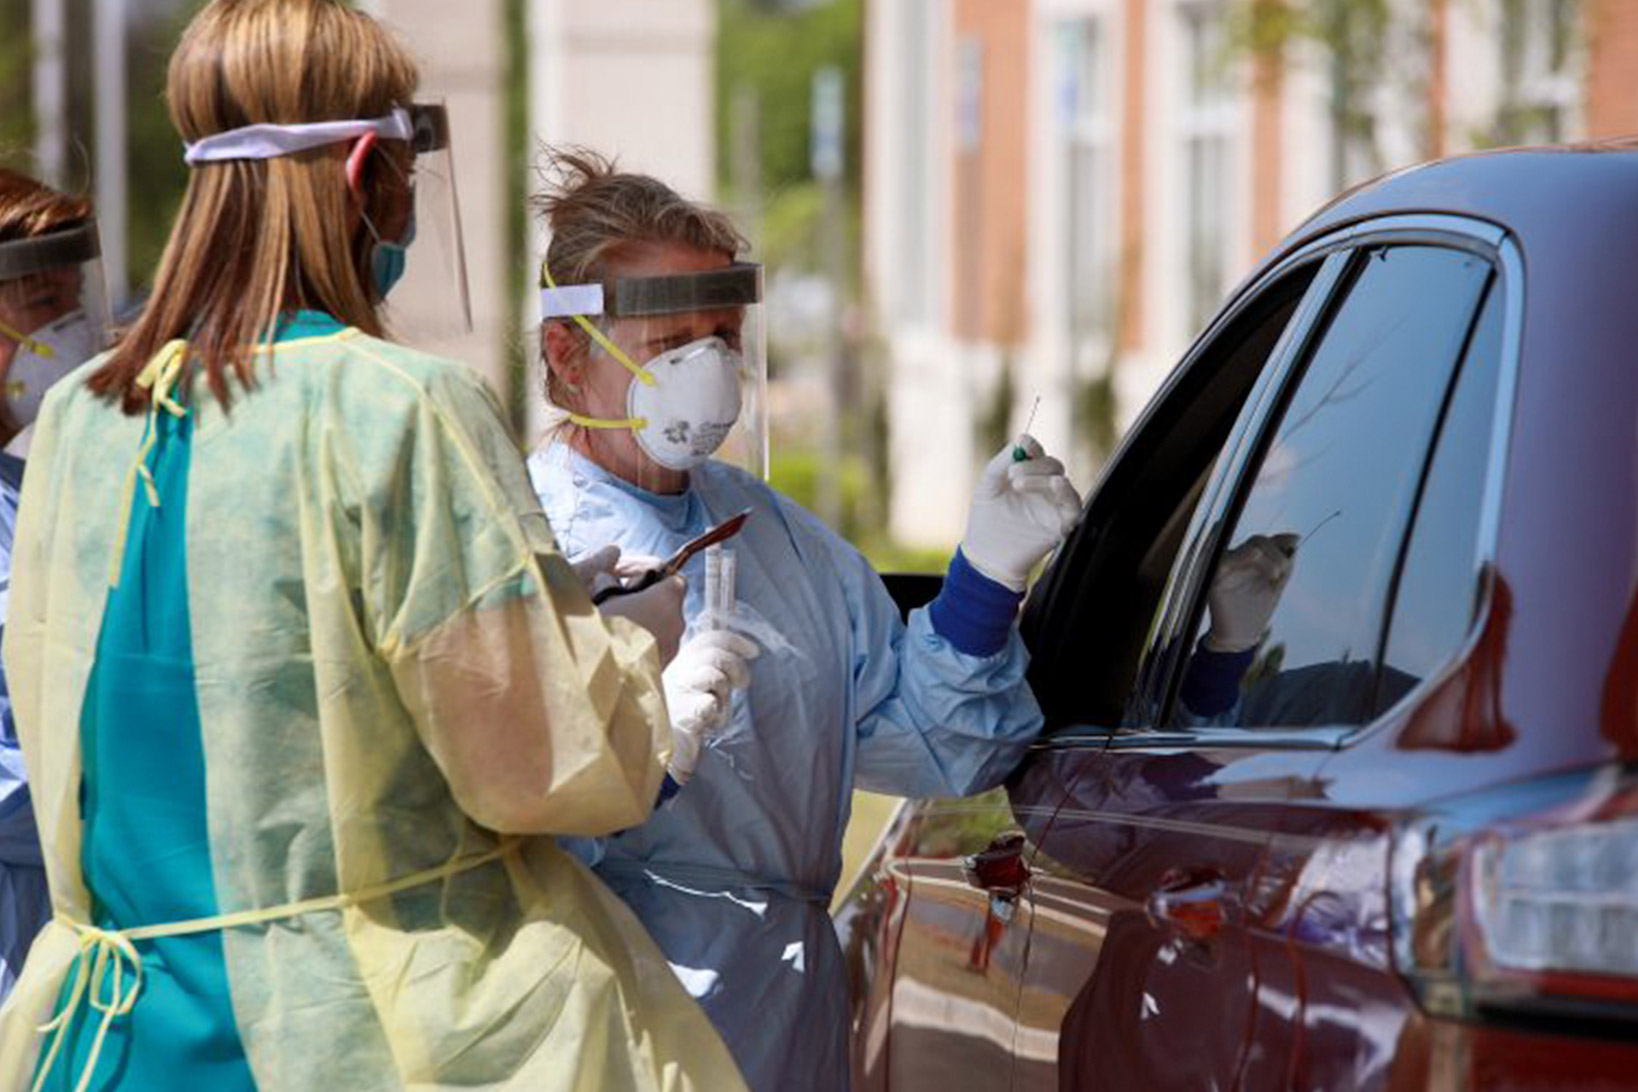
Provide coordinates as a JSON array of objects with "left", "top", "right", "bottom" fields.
[
  {"left": 361, "top": 0, "right": 511, "bottom": 394},
  {"left": 865, "top": 0, "right": 1638, "bottom": 548}
]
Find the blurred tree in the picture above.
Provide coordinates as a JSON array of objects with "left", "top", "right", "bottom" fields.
[
  {"left": 0, "top": 4, "right": 34, "bottom": 159},
  {"left": 715, "top": 0, "right": 861, "bottom": 269},
  {"left": 1232, "top": 0, "right": 1584, "bottom": 177},
  {"left": 126, "top": 2, "right": 209, "bottom": 293},
  {"left": 1230, "top": 0, "right": 1403, "bottom": 181}
]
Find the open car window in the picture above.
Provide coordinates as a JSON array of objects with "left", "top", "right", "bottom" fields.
[{"left": 1022, "top": 259, "right": 1325, "bottom": 732}]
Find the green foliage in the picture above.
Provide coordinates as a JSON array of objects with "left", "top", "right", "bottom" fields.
[
  {"left": 975, "top": 357, "right": 1016, "bottom": 462},
  {"left": 856, "top": 536, "right": 951, "bottom": 575},
  {"left": 715, "top": 0, "right": 862, "bottom": 199},
  {"left": 768, "top": 446, "right": 871, "bottom": 535},
  {"left": 769, "top": 445, "right": 950, "bottom": 572},
  {"left": 502, "top": 0, "right": 532, "bottom": 431},
  {"left": 0, "top": 5, "right": 34, "bottom": 161},
  {"left": 1075, "top": 370, "right": 1119, "bottom": 463}
]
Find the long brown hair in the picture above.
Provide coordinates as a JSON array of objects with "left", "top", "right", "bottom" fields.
[{"left": 90, "top": 0, "right": 417, "bottom": 413}]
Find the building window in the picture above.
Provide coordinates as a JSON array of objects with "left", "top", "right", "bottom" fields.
[
  {"left": 1056, "top": 17, "right": 1115, "bottom": 368},
  {"left": 1495, "top": 0, "right": 1579, "bottom": 143},
  {"left": 1179, "top": 1, "right": 1234, "bottom": 337}
]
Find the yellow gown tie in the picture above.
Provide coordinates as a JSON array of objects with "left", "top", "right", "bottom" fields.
[
  {"left": 106, "top": 340, "right": 191, "bottom": 587},
  {"left": 31, "top": 838, "right": 522, "bottom": 1092}
]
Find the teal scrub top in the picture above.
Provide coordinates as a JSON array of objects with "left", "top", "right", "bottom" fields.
[{"left": 40, "top": 313, "right": 344, "bottom": 1092}]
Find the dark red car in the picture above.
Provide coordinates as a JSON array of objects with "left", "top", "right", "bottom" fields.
[{"left": 840, "top": 144, "right": 1638, "bottom": 1090}]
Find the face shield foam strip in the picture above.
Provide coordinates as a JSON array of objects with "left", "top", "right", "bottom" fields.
[
  {"left": 539, "top": 283, "right": 605, "bottom": 319},
  {"left": 182, "top": 109, "right": 414, "bottom": 165}
]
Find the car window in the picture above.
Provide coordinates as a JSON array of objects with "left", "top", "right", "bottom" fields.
[
  {"left": 1022, "top": 262, "right": 1321, "bottom": 730},
  {"left": 1376, "top": 285, "right": 1505, "bottom": 710},
  {"left": 1169, "top": 246, "right": 1493, "bottom": 730}
]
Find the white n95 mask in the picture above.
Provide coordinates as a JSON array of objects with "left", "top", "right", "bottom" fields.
[
  {"left": 4, "top": 309, "right": 98, "bottom": 428},
  {"left": 627, "top": 336, "right": 742, "bottom": 470},
  {"left": 569, "top": 334, "right": 743, "bottom": 471}
]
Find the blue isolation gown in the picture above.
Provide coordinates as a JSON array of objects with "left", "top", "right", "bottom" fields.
[
  {"left": 530, "top": 442, "right": 1044, "bottom": 1092},
  {"left": 0, "top": 450, "right": 48, "bottom": 1006}
]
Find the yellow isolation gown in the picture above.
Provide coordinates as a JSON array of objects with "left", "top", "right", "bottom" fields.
[{"left": 0, "top": 313, "right": 748, "bottom": 1092}]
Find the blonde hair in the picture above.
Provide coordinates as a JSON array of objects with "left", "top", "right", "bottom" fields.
[
  {"left": 531, "top": 146, "right": 746, "bottom": 408},
  {"left": 90, "top": 0, "right": 418, "bottom": 412}
]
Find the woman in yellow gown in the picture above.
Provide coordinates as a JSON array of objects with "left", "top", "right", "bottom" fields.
[{"left": 0, "top": 3, "right": 747, "bottom": 1090}]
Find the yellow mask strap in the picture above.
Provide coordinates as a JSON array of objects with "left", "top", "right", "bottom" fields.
[
  {"left": 0, "top": 317, "right": 52, "bottom": 359},
  {"left": 565, "top": 410, "right": 648, "bottom": 431},
  {"left": 540, "top": 262, "right": 656, "bottom": 388}
]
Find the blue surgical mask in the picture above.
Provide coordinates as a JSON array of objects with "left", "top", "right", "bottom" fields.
[
  {"left": 368, "top": 209, "right": 416, "bottom": 300},
  {"left": 371, "top": 241, "right": 408, "bottom": 299}
]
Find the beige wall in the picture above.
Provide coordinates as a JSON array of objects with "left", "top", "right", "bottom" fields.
[
  {"left": 523, "top": 0, "right": 717, "bottom": 443},
  {"left": 528, "top": 0, "right": 717, "bottom": 201},
  {"left": 369, "top": 0, "right": 509, "bottom": 395}
]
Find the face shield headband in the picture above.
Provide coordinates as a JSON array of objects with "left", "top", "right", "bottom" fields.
[
  {"left": 180, "top": 104, "right": 471, "bottom": 337},
  {"left": 181, "top": 104, "right": 449, "bottom": 164}
]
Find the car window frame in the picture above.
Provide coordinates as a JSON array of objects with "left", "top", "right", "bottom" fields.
[
  {"left": 1021, "top": 251, "right": 1346, "bottom": 732},
  {"left": 1340, "top": 222, "right": 1524, "bottom": 747},
  {"left": 1038, "top": 215, "right": 1522, "bottom": 754}
]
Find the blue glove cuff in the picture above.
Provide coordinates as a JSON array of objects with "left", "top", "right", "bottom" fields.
[
  {"left": 1179, "top": 638, "right": 1256, "bottom": 716},
  {"left": 927, "top": 548, "right": 1026, "bottom": 657},
  {"left": 656, "top": 772, "right": 683, "bottom": 807}
]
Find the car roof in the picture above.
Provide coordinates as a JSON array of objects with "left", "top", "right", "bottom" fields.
[{"left": 1292, "top": 139, "right": 1638, "bottom": 251}]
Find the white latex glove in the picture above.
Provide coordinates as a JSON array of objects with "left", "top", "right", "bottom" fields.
[
  {"left": 1204, "top": 533, "right": 1298, "bottom": 653},
  {"left": 597, "top": 572, "right": 688, "bottom": 668},
  {"left": 960, "top": 434, "right": 1084, "bottom": 592},
  {"left": 663, "top": 629, "right": 760, "bottom": 784}
]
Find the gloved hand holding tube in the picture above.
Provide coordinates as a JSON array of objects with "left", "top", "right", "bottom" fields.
[
  {"left": 663, "top": 629, "right": 759, "bottom": 784},
  {"left": 960, "top": 434, "right": 1084, "bottom": 592},
  {"left": 1203, "top": 533, "right": 1298, "bottom": 653}
]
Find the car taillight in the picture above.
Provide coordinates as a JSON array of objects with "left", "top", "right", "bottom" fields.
[
  {"left": 1391, "top": 766, "right": 1638, "bottom": 1024},
  {"left": 1470, "top": 817, "right": 1638, "bottom": 982}
]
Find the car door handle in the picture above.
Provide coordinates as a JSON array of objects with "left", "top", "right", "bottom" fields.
[
  {"left": 963, "top": 830, "right": 1030, "bottom": 897},
  {"left": 1147, "top": 870, "right": 1237, "bottom": 941}
]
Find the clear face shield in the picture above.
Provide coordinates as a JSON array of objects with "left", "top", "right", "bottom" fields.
[
  {"left": 540, "top": 260, "right": 769, "bottom": 494},
  {"left": 0, "top": 220, "right": 110, "bottom": 436},
  {"left": 364, "top": 102, "right": 472, "bottom": 340},
  {"left": 183, "top": 101, "right": 471, "bottom": 339}
]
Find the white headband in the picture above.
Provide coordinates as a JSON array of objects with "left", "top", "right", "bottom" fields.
[{"left": 183, "top": 109, "right": 412, "bottom": 165}]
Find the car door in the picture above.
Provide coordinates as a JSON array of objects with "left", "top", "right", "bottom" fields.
[
  {"left": 847, "top": 249, "right": 1343, "bottom": 1092},
  {"left": 1010, "top": 231, "right": 1501, "bottom": 1090}
]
